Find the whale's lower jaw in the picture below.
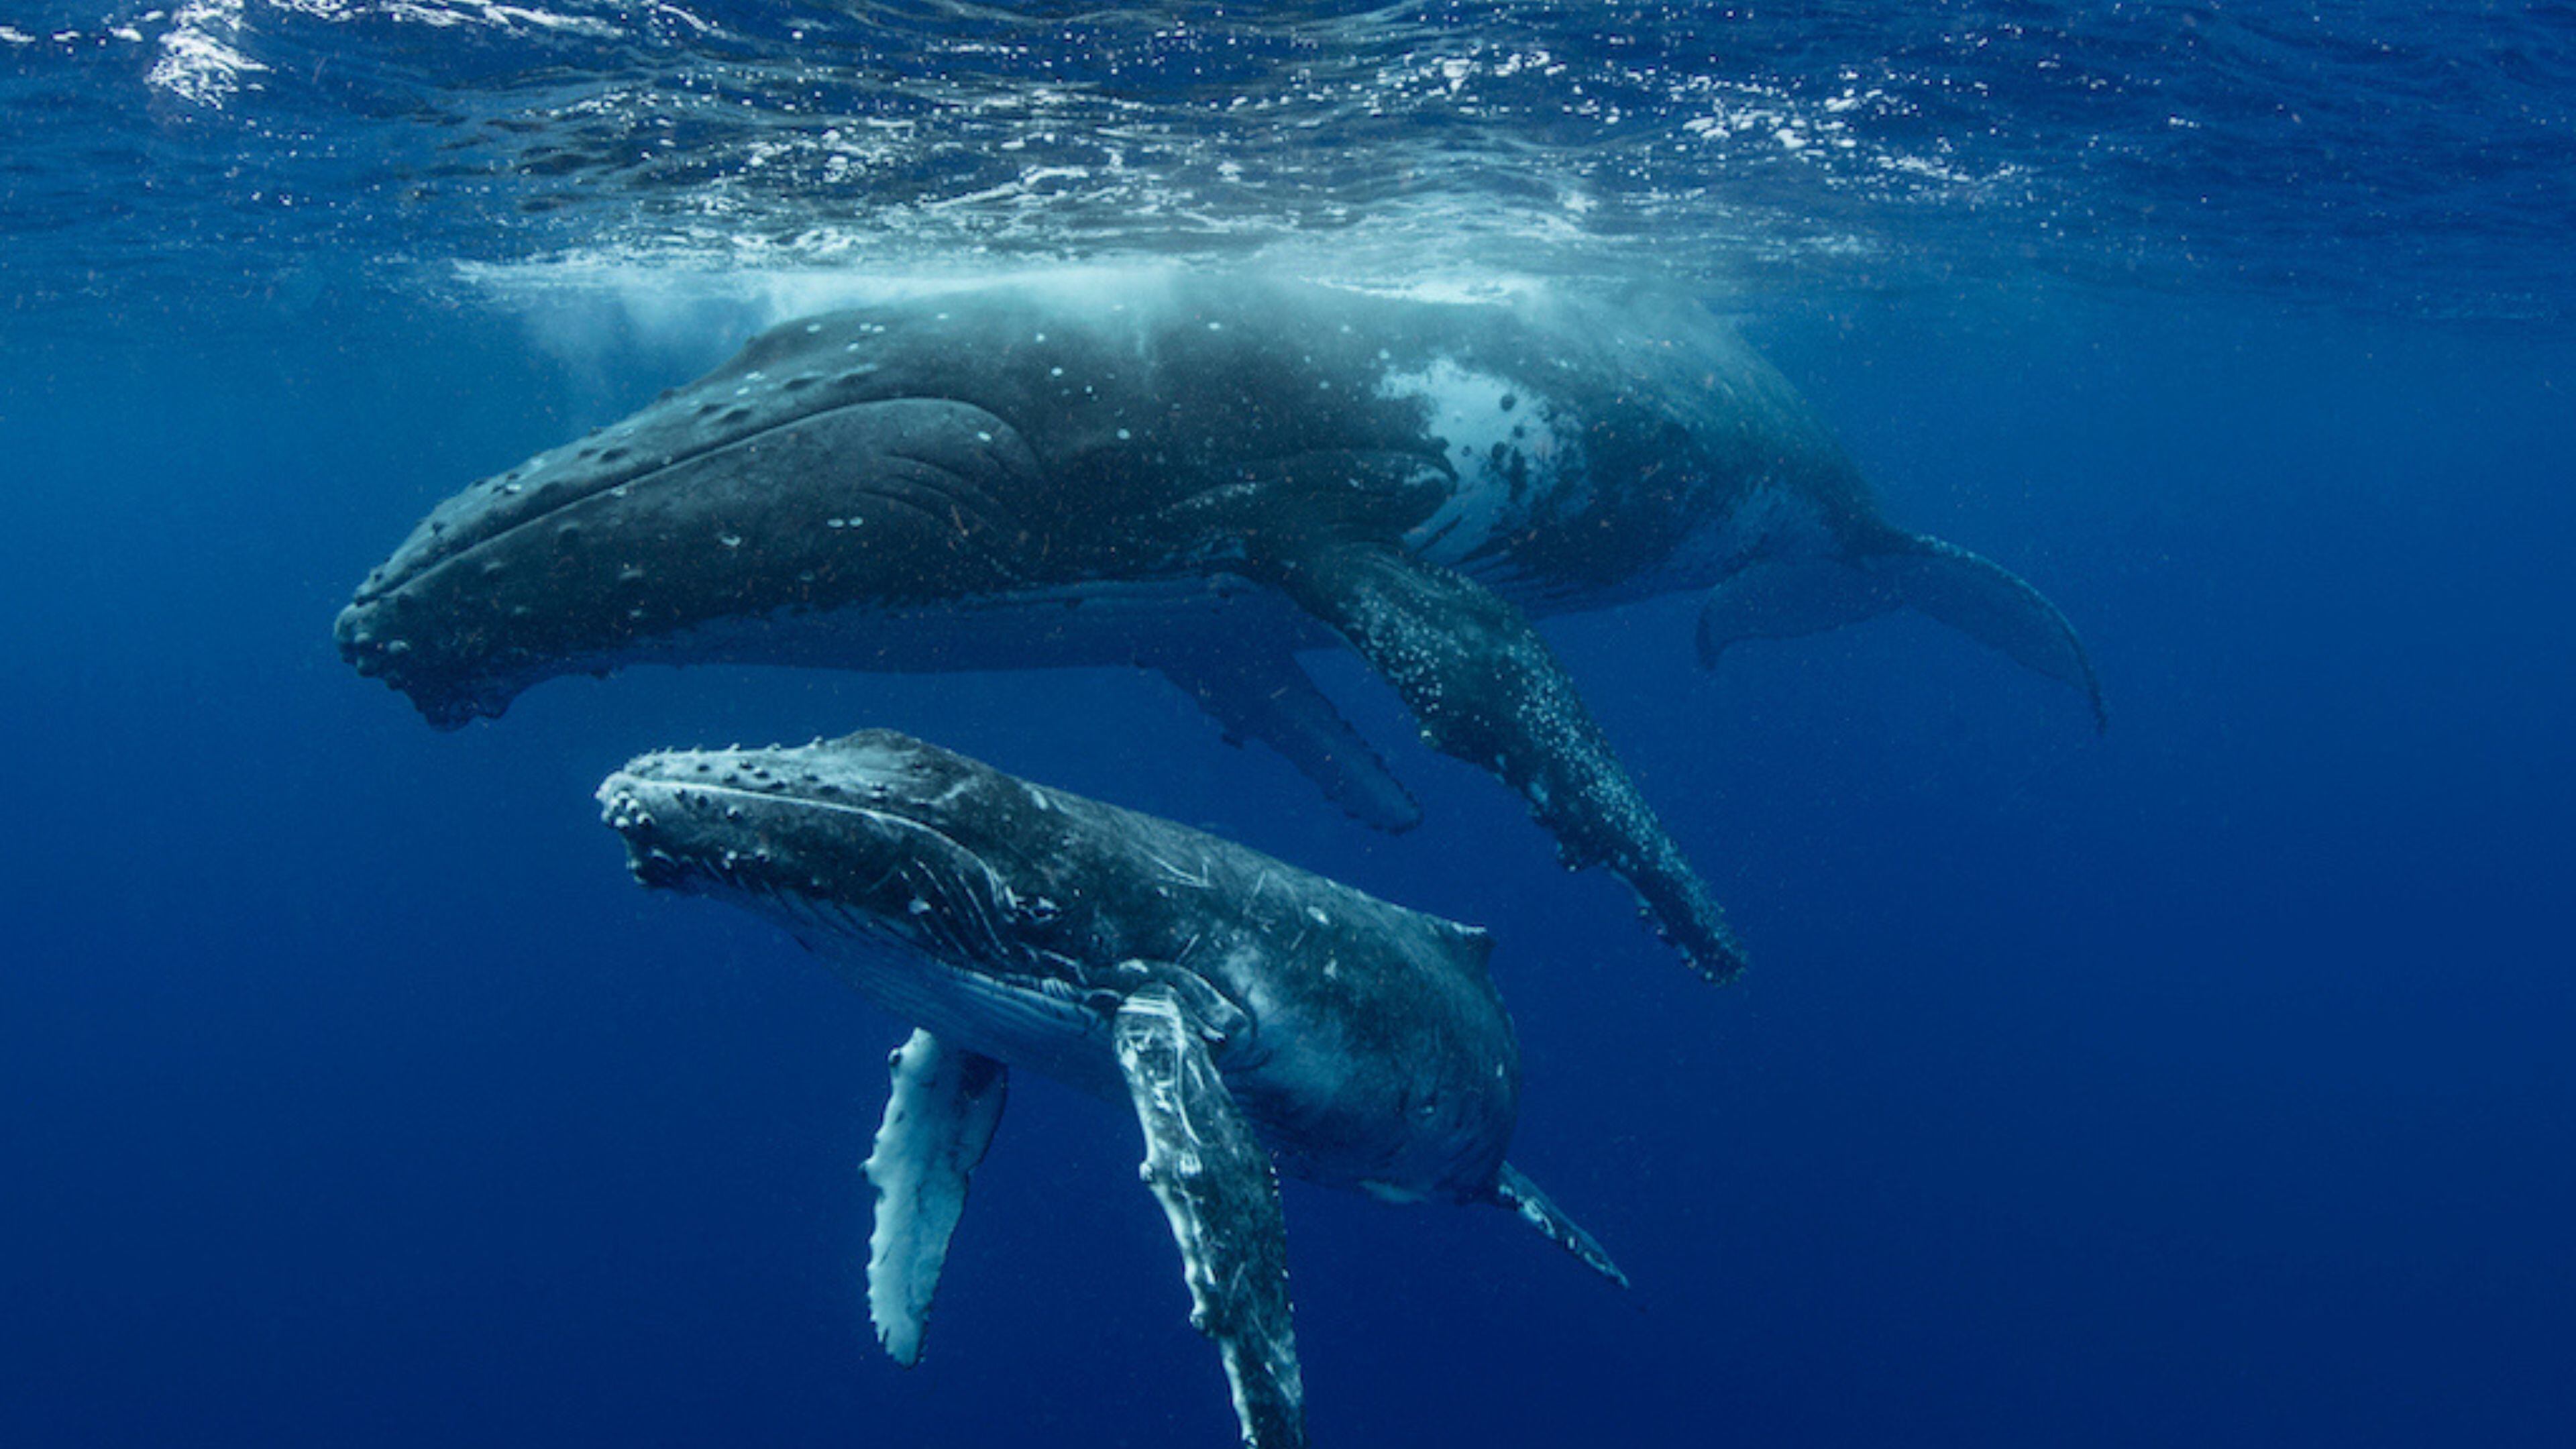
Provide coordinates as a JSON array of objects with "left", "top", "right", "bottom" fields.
[
  {"left": 341, "top": 496, "right": 1707, "bottom": 727},
  {"left": 357, "top": 572, "right": 1344, "bottom": 726},
  {"left": 754, "top": 888, "right": 1124, "bottom": 1099},
  {"left": 645, "top": 576, "right": 1330, "bottom": 674}
]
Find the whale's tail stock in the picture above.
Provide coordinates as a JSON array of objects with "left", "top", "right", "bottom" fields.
[{"left": 1696, "top": 529, "right": 2107, "bottom": 732}]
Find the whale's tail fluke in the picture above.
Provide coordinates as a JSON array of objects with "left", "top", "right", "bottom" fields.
[{"left": 1696, "top": 531, "right": 2106, "bottom": 731}]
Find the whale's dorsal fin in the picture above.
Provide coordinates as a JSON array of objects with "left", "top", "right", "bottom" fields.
[
  {"left": 1245, "top": 530, "right": 1748, "bottom": 984},
  {"left": 1697, "top": 529, "right": 2106, "bottom": 732},
  {"left": 1114, "top": 984, "right": 1307, "bottom": 1449},
  {"left": 1493, "top": 1163, "right": 1629, "bottom": 1289},
  {"left": 1152, "top": 646, "right": 1422, "bottom": 833},
  {"left": 862, "top": 1029, "right": 1009, "bottom": 1367}
]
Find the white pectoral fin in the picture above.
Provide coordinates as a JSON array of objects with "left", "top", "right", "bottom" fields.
[
  {"left": 1493, "top": 1163, "right": 1629, "bottom": 1289},
  {"left": 1112, "top": 986, "right": 1307, "bottom": 1449},
  {"left": 1698, "top": 530, "right": 2105, "bottom": 731},
  {"left": 862, "top": 1028, "right": 1009, "bottom": 1367}
]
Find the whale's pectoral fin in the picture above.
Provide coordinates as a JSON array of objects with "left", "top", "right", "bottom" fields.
[
  {"left": 1153, "top": 646, "right": 1421, "bottom": 833},
  {"left": 1697, "top": 530, "right": 2106, "bottom": 731},
  {"left": 1249, "top": 535, "right": 1748, "bottom": 983},
  {"left": 1113, "top": 985, "right": 1306, "bottom": 1449},
  {"left": 1492, "top": 1163, "right": 1630, "bottom": 1289},
  {"left": 861, "top": 1028, "right": 1009, "bottom": 1368}
]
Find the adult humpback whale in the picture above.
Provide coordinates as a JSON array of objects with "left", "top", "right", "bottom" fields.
[
  {"left": 341, "top": 271, "right": 2101, "bottom": 981},
  {"left": 596, "top": 729, "right": 1625, "bottom": 1449}
]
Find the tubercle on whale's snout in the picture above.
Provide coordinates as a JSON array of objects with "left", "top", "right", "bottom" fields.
[
  {"left": 351, "top": 350, "right": 945, "bottom": 609},
  {"left": 333, "top": 591, "right": 530, "bottom": 729},
  {"left": 596, "top": 773, "right": 786, "bottom": 898},
  {"left": 595, "top": 761, "right": 914, "bottom": 914},
  {"left": 593, "top": 740, "right": 977, "bottom": 906},
  {"left": 333, "top": 599, "right": 397, "bottom": 676},
  {"left": 598, "top": 777, "right": 696, "bottom": 890}
]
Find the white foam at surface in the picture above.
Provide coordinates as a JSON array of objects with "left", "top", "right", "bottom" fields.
[{"left": 148, "top": 1, "right": 267, "bottom": 108}]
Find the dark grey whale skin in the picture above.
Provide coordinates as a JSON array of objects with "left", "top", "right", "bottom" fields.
[
  {"left": 596, "top": 729, "right": 1625, "bottom": 1448},
  {"left": 601, "top": 727, "right": 1517, "bottom": 1197},
  {"left": 337, "top": 273, "right": 1863, "bottom": 710},
  {"left": 343, "top": 270, "right": 2100, "bottom": 983}
]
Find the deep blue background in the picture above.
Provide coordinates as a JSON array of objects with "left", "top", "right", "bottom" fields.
[{"left": 4, "top": 280, "right": 2571, "bottom": 1447}]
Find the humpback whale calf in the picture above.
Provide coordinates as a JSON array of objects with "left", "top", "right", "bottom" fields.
[
  {"left": 596, "top": 729, "right": 1625, "bottom": 1448},
  {"left": 343, "top": 270, "right": 2102, "bottom": 981}
]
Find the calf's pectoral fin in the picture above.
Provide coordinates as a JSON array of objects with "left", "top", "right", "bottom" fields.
[
  {"left": 861, "top": 1028, "right": 1009, "bottom": 1367},
  {"left": 1698, "top": 530, "right": 2106, "bottom": 731},
  {"left": 1153, "top": 647, "right": 1422, "bottom": 834},
  {"left": 1248, "top": 535, "right": 1748, "bottom": 983},
  {"left": 1113, "top": 985, "right": 1307, "bottom": 1449},
  {"left": 1493, "top": 1163, "right": 1629, "bottom": 1289}
]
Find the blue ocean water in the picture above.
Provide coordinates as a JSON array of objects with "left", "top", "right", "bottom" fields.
[{"left": 5, "top": 5, "right": 2573, "bottom": 1446}]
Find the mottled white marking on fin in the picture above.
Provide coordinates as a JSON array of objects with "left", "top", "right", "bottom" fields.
[
  {"left": 863, "top": 1028, "right": 1008, "bottom": 1367},
  {"left": 1253, "top": 534, "right": 1747, "bottom": 983},
  {"left": 1493, "top": 1163, "right": 1629, "bottom": 1289},
  {"left": 1113, "top": 985, "right": 1307, "bottom": 1449}
]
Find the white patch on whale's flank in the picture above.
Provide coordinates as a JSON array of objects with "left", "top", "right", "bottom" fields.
[{"left": 1380, "top": 358, "right": 1582, "bottom": 568}]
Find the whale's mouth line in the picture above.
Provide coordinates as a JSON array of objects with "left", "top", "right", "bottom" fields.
[
  {"left": 354, "top": 396, "right": 883, "bottom": 605},
  {"left": 612, "top": 774, "right": 944, "bottom": 831},
  {"left": 604, "top": 771, "right": 1070, "bottom": 996},
  {"left": 603, "top": 774, "right": 1015, "bottom": 914}
]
